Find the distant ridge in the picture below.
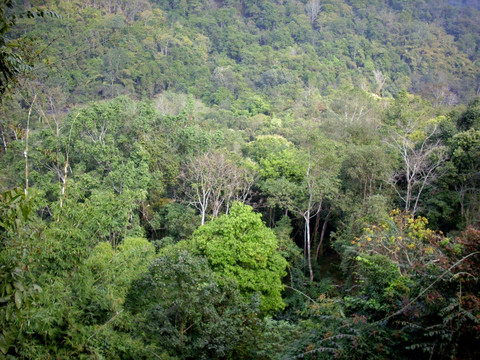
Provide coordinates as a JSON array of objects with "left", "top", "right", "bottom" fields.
[{"left": 448, "top": 0, "right": 480, "bottom": 10}]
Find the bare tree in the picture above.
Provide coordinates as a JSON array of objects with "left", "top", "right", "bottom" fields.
[
  {"left": 209, "top": 154, "right": 233, "bottom": 219},
  {"left": 24, "top": 94, "right": 36, "bottom": 196},
  {"left": 388, "top": 124, "right": 448, "bottom": 214},
  {"left": 373, "top": 69, "right": 386, "bottom": 96},
  {"left": 179, "top": 153, "right": 214, "bottom": 225},
  {"left": 230, "top": 162, "right": 257, "bottom": 208},
  {"left": 35, "top": 87, "right": 75, "bottom": 212},
  {"left": 305, "top": 0, "right": 322, "bottom": 25},
  {"left": 179, "top": 151, "right": 255, "bottom": 225}
]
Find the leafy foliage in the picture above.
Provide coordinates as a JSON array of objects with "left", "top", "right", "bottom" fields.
[
  {"left": 0, "top": 0, "right": 479, "bottom": 359},
  {"left": 189, "top": 202, "right": 288, "bottom": 314},
  {"left": 126, "top": 248, "right": 263, "bottom": 359}
]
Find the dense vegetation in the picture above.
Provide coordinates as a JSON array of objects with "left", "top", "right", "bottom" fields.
[{"left": 1, "top": 0, "right": 479, "bottom": 359}]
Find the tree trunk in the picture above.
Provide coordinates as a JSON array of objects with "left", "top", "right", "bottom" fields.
[
  {"left": 1, "top": 130, "right": 6, "bottom": 152},
  {"left": 315, "top": 209, "right": 331, "bottom": 260},
  {"left": 405, "top": 180, "right": 412, "bottom": 212},
  {"left": 313, "top": 208, "right": 321, "bottom": 253},
  {"left": 305, "top": 215, "right": 313, "bottom": 281},
  {"left": 201, "top": 207, "right": 206, "bottom": 225}
]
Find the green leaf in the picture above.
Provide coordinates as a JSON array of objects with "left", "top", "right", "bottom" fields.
[
  {"left": 14, "top": 291, "right": 22, "bottom": 309},
  {"left": 14, "top": 281, "right": 24, "bottom": 292},
  {"left": 5, "top": 283, "right": 12, "bottom": 295},
  {"left": 20, "top": 203, "right": 30, "bottom": 222},
  {"left": 0, "top": 332, "right": 8, "bottom": 354}
]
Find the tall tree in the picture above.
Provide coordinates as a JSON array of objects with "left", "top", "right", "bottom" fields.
[
  {"left": 188, "top": 202, "right": 288, "bottom": 314},
  {"left": 126, "top": 248, "right": 262, "bottom": 359},
  {"left": 450, "top": 128, "right": 480, "bottom": 227},
  {"left": 388, "top": 122, "right": 447, "bottom": 214},
  {"left": 305, "top": 0, "right": 322, "bottom": 26},
  {"left": 263, "top": 137, "right": 342, "bottom": 281},
  {"left": 179, "top": 151, "right": 255, "bottom": 225}
]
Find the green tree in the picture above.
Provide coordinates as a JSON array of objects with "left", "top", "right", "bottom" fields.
[
  {"left": 341, "top": 144, "right": 394, "bottom": 204},
  {"left": 333, "top": 210, "right": 479, "bottom": 359},
  {"left": 0, "top": 187, "right": 42, "bottom": 357},
  {"left": 16, "top": 237, "right": 155, "bottom": 359},
  {"left": 126, "top": 248, "right": 263, "bottom": 359},
  {"left": 457, "top": 97, "right": 480, "bottom": 131},
  {"left": 262, "top": 136, "right": 342, "bottom": 281},
  {"left": 0, "top": 0, "right": 57, "bottom": 95},
  {"left": 188, "top": 202, "right": 287, "bottom": 314},
  {"left": 450, "top": 128, "right": 480, "bottom": 227}
]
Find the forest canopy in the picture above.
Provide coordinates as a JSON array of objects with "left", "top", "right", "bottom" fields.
[{"left": 0, "top": 0, "right": 479, "bottom": 359}]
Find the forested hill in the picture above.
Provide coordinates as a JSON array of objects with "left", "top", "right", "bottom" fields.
[
  {"left": 448, "top": 0, "right": 480, "bottom": 10},
  {"left": 1, "top": 0, "right": 480, "bottom": 359},
  {"left": 9, "top": 0, "right": 480, "bottom": 107}
]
